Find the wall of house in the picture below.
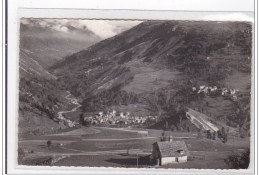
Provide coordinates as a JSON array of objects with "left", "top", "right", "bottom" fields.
[
  {"left": 161, "top": 157, "right": 177, "bottom": 165},
  {"left": 177, "top": 156, "right": 188, "bottom": 163},
  {"left": 161, "top": 156, "right": 187, "bottom": 165},
  {"left": 152, "top": 145, "right": 160, "bottom": 160}
]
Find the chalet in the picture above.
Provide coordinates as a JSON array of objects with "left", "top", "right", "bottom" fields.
[{"left": 152, "top": 140, "right": 189, "bottom": 166}]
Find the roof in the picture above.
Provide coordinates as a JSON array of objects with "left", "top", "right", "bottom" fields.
[
  {"left": 186, "top": 108, "right": 219, "bottom": 132},
  {"left": 153, "top": 141, "right": 190, "bottom": 157}
]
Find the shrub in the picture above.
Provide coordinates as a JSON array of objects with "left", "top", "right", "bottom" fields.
[
  {"left": 225, "top": 148, "right": 250, "bottom": 169},
  {"left": 47, "top": 140, "right": 52, "bottom": 148}
]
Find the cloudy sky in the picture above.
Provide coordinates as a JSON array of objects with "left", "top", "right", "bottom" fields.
[
  {"left": 21, "top": 12, "right": 253, "bottom": 40},
  {"left": 21, "top": 18, "right": 142, "bottom": 39}
]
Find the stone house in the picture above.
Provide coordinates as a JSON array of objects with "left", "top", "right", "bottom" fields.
[{"left": 152, "top": 140, "right": 189, "bottom": 166}]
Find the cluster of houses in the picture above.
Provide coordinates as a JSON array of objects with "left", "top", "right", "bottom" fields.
[
  {"left": 221, "top": 87, "right": 239, "bottom": 101},
  {"left": 82, "top": 110, "right": 159, "bottom": 126},
  {"left": 193, "top": 85, "right": 239, "bottom": 101}
]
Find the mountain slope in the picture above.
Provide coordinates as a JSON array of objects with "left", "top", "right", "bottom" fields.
[
  {"left": 51, "top": 21, "right": 252, "bottom": 135},
  {"left": 19, "top": 19, "right": 102, "bottom": 136},
  {"left": 20, "top": 20, "right": 102, "bottom": 69}
]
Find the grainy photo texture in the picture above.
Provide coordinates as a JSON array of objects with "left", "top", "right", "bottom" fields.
[{"left": 18, "top": 18, "right": 252, "bottom": 169}]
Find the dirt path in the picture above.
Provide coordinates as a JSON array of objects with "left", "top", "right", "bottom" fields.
[
  {"left": 25, "top": 149, "right": 150, "bottom": 159},
  {"left": 81, "top": 136, "right": 156, "bottom": 141}
]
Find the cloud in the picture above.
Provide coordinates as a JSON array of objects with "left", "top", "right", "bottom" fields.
[
  {"left": 20, "top": 18, "right": 30, "bottom": 25},
  {"left": 20, "top": 18, "right": 142, "bottom": 39},
  {"left": 64, "top": 20, "right": 142, "bottom": 39}
]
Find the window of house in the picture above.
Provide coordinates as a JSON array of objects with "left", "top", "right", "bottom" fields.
[{"left": 177, "top": 149, "right": 184, "bottom": 155}]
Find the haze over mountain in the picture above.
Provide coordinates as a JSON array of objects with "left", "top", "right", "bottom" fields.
[
  {"left": 20, "top": 18, "right": 103, "bottom": 70},
  {"left": 51, "top": 21, "right": 252, "bottom": 135}
]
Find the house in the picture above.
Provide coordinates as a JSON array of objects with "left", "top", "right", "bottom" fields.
[
  {"left": 152, "top": 140, "right": 189, "bottom": 166},
  {"left": 198, "top": 85, "right": 209, "bottom": 94},
  {"left": 135, "top": 118, "right": 142, "bottom": 123},
  {"left": 120, "top": 112, "right": 124, "bottom": 117},
  {"left": 221, "top": 88, "right": 229, "bottom": 96},
  {"left": 111, "top": 110, "right": 116, "bottom": 117},
  {"left": 98, "top": 111, "right": 103, "bottom": 117}
]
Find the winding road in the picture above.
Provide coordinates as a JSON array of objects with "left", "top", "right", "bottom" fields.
[{"left": 57, "top": 91, "right": 81, "bottom": 127}]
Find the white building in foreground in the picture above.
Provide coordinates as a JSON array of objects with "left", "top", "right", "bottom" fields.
[{"left": 152, "top": 140, "right": 190, "bottom": 166}]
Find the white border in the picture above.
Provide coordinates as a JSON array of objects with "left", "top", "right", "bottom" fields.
[
  {"left": 10, "top": 0, "right": 254, "bottom": 12},
  {"left": 6, "top": 0, "right": 256, "bottom": 174},
  {"left": 18, "top": 9, "right": 254, "bottom": 22}
]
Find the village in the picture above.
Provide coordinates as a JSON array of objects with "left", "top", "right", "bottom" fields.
[
  {"left": 81, "top": 110, "right": 159, "bottom": 127},
  {"left": 193, "top": 85, "right": 239, "bottom": 101}
]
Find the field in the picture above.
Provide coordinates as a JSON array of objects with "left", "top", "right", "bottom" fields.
[{"left": 18, "top": 126, "right": 249, "bottom": 168}]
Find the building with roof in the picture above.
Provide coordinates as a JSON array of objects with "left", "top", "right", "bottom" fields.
[
  {"left": 186, "top": 108, "right": 219, "bottom": 133},
  {"left": 152, "top": 140, "right": 190, "bottom": 166}
]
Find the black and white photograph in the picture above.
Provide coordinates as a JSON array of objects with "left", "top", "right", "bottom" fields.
[{"left": 17, "top": 17, "right": 253, "bottom": 169}]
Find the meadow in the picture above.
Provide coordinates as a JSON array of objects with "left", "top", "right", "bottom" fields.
[{"left": 19, "top": 126, "right": 249, "bottom": 168}]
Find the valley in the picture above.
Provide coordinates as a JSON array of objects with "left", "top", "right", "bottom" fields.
[{"left": 18, "top": 19, "right": 252, "bottom": 169}]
